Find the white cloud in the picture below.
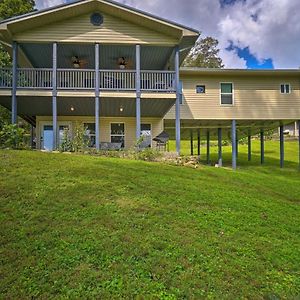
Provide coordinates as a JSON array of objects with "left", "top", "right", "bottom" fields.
[{"left": 34, "top": 0, "right": 300, "bottom": 69}]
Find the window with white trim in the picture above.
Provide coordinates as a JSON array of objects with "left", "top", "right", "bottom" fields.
[
  {"left": 111, "top": 123, "right": 125, "bottom": 148},
  {"left": 280, "top": 83, "right": 291, "bottom": 94},
  {"left": 196, "top": 85, "right": 206, "bottom": 94},
  {"left": 220, "top": 83, "right": 233, "bottom": 105}
]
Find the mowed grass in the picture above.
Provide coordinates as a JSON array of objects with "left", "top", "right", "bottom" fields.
[{"left": 0, "top": 141, "right": 299, "bottom": 299}]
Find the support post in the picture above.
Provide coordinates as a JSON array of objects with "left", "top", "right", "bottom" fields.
[
  {"left": 232, "top": 120, "right": 237, "bottom": 170},
  {"left": 30, "top": 125, "right": 35, "bottom": 149},
  {"left": 197, "top": 129, "right": 200, "bottom": 157},
  {"left": 52, "top": 42, "right": 57, "bottom": 150},
  {"left": 95, "top": 43, "right": 100, "bottom": 151},
  {"left": 206, "top": 130, "right": 210, "bottom": 165},
  {"left": 136, "top": 44, "right": 141, "bottom": 140},
  {"left": 248, "top": 130, "right": 251, "bottom": 161},
  {"left": 260, "top": 129, "right": 265, "bottom": 165},
  {"left": 218, "top": 128, "right": 222, "bottom": 167},
  {"left": 175, "top": 46, "right": 180, "bottom": 155},
  {"left": 280, "top": 125, "right": 284, "bottom": 168},
  {"left": 236, "top": 132, "right": 239, "bottom": 159},
  {"left": 298, "top": 121, "right": 300, "bottom": 171},
  {"left": 190, "top": 130, "right": 193, "bottom": 156},
  {"left": 11, "top": 41, "right": 18, "bottom": 124}
]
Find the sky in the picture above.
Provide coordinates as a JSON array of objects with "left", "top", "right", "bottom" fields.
[{"left": 35, "top": 0, "right": 300, "bottom": 69}]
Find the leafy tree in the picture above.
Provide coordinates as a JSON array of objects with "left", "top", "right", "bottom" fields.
[
  {"left": 183, "top": 37, "right": 224, "bottom": 68},
  {"left": 0, "top": 0, "right": 35, "bottom": 128},
  {"left": 0, "top": 0, "right": 35, "bottom": 20}
]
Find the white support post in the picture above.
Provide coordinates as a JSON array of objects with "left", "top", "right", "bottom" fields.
[
  {"left": 232, "top": 120, "right": 237, "bottom": 170},
  {"left": 136, "top": 44, "right": 141, "bottom": 141},
  {"left": 52, "top": 42, "right": 57, "bottom": 150},
  {"left": 175, "top": 46, "right": 180, "bottom": 155},
  {"left": 12, "top": 41, "right": 18, "bottom": 124},
  {"left": 95, "top": 43, "right": 100, "bottom": 151}
]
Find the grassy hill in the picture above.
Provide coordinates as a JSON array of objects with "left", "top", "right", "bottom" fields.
[{"left": 0, "top": 141, "right": 299, "bottom": 299}]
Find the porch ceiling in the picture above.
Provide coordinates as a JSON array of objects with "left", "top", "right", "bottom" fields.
[
  {"left": 0, "top": 96, "right": 175, "bottom": 118},
  {"left": 19, "top": 43, "right": 174, "bottom": 70}
]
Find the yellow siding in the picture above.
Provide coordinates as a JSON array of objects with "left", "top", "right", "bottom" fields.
[
  {"left": 36, "top": 116, "right": 163, "bottom": 150},
  {"left": 14, "top": 12, "right": 178, "bottom": 45},
  {"left": 165, "top": 75, "right": 300, "bottom": 120}
]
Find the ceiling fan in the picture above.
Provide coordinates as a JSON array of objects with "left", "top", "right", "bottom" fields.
[
  {"left": 117, "top": 56, "right": 134, "bottom": 69},
  {"left": 71, "top": 55, "right": 88, "bottom": 69}
]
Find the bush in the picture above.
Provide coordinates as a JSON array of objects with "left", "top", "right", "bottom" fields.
[
  {"left": 71, "top": 123, "right": 89, "bottom": 152},
  {"left": 0, "top": 124, "right": 25, "bottom": 149},
  {"left": 134, "top": 148, "right": 162, "bottom": 162},
  {"left": 59, "top": 127, "right": 73, "bottom": 152}
]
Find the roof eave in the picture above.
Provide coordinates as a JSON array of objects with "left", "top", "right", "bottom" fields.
[{"left": 0, "top": 0, "right": 199, "bottom": 37}]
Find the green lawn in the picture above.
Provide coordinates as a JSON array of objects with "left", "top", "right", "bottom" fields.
[{"left": 0, "top": 141, "right": 299, "bottom": 299}]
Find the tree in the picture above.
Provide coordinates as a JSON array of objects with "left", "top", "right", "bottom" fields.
[
  {"left": 0, "top": 0, "right": 35, "bottom": 128},
  {"left": 183, "top": 37, "right": 224, "bottom": 68},
  {"left": 0, "top": 0, "right": 35, "bottom": 20}
]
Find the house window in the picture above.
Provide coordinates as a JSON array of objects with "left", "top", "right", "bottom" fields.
[
  {"left": 220, "top": 83, "right": 233, "bottom": 105},
  {"left": 111, "top": 123, "right": 125, "bottom": 148},
  {"left": 196, "top": 85, "right": 205, "bottom": 94},
  {"left": 280, "top": 84, "right": 291, "bottom": 94},
  {"left": 84, "top": 123, "right": 96, "bottom": 147},
  {"left": 140, "top": 124, "right": 152, "bottom": 148}
]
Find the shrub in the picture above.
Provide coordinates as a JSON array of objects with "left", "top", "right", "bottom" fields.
[
  {"left": 72, "top": 123, "right": 89, "bottom": 152},
  {"left": 0, "top": 124, "right": 25, "bottom": 149},
  {"left": 59, "top": 127, "right": 73, "bottom": 152},
  {"left": 134, "top": 148, "right": 162, "bottom": 162}
]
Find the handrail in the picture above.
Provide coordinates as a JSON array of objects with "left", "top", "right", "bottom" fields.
[{"left": 0, "top": 68, "right": 176, "bottom": 92}]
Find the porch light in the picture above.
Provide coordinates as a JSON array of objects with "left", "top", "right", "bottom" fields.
[
  {"left": 71, "top": 106, "right": 75, "bottom": 112},
  {"left": 120, "top": 106, "right": 124, "bottom": 112}
]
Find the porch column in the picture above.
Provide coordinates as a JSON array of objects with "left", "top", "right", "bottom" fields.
[
  {"left": 190, "top": 129, "right": 193, "bottom": 156},
  {"left": 11, "top": 41, "right": 18, "bottom": 124},
  {"left": 260, "top": 129, "right": 265, "bottom": 164},
  {"left": 95, "top": 43, "right": 100, "bottom": 150},
  {"left": 218, "top": 128, "right": 222, "bottom": 167},
  {"left": 197, "top": 129, "right": 200, "bottom": 157},
  {"left": 206, "top": 130, "right": 210, "bottom": 165},
  {"left": 175, "top": 46, "right": 181, "bottom": 155},
  {"left": 280, "top": 124, "right": 284, "bottom": 168},
  {"left": 136, "top": 44, "right": 141, "bottom": 140},
  {"left": 298, "top": 120, "right": 300, "bottom": 171},
  {"left": 52, "top": 42, "right": 58, "bottom": 150},
  {"left": 248, "top": 130, "right": 252, "bottom": 161},
  {"left": 30, "top": 125, "right": 35, "bottom": 149},
  {"left": 236, "top": 132, "right": 239, "bottom": 159},
  {"left": 232, "top": 120, "right": 237, "bottom": 170}
]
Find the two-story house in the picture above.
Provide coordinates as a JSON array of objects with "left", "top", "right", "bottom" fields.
[{"left": 0, "top": 0, "right": 299, "bottom": 169}]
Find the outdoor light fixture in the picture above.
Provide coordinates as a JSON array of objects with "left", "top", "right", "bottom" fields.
[
  {"left": 71, "top": 106, "right": 75, "bottom": 111},
  {"left": 120, "top": 106, "right": 124, "bottom": 112}
]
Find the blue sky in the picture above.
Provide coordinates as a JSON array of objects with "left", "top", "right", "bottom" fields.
[{"left": 36, "top": 0, "right": 300, "bottom": 69}]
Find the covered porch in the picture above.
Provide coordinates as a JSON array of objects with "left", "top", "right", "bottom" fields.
[{"left": 0, "top": 41, "right": 182, "bottom": 151}]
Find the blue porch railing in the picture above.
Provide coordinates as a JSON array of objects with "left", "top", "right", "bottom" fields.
[{"left": 0, "top": 68, "right": 176, "bottom": 92}]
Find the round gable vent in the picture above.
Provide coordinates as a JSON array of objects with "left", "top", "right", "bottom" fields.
[{"left": 90, "top": 13, "right": 104, "bottom": 26}]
